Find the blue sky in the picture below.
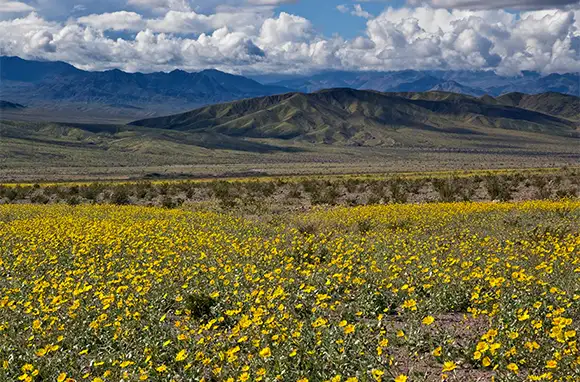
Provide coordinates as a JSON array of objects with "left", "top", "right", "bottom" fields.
[{"left": 278, "top": 1, "right": 407, "bottom": 38}]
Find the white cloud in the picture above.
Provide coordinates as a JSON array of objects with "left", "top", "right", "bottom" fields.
[
  {"left": 126, "top": 0, "right": 191, "bottom": 14},
  {"left": 147, "top": 10, "right": 265, "bottom": 34},
  {"left": 0, "top": 5, "right": 578, "bottom": 75},
  {"left": 336, "top": 4, "right": 374, "bottom": 19},
  {"left": 77, "top": 11, "right": 146, "bottom": 31},
  {"left": 344, "top": 6, "right": 579, "bottom": 74},
  {"left": 409, "top": 0, "right": 579, "bottom": 10},
  {"left": 0, "top": 0, "right": 34, "bottom": 13},
  {"left": 258, "top": 12, "right": 312, "bottom": 45},
  {"left": 352, "top": 4, "right": 372, "bottom": 19}
]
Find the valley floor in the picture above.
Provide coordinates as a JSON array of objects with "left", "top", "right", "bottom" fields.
[
  {"left": 1, "top": 112, "right": 578, "bottom": 183},
  {"left": 2, "top": 148, "right": 579, "bottom": 183}
]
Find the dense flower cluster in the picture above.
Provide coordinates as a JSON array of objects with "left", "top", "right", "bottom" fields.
[{"left": 0, "top": 201, "right": 578, "bottom": 381}]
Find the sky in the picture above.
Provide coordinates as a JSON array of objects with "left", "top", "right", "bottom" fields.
[{"left": 0, "top": 0, "right": 579, "bottom": 75}]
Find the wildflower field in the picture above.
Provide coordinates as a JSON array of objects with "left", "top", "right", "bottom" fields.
[{"left": 0, "top": 201, "right": 578, "bottom": 382}]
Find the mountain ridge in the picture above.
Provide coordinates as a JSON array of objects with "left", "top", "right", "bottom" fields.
[
  {"left": 0, "top": 56, "right": 290, "bottom": 115},
  {"left": 271, "top": 70, "right": 579, "bottom": 97},
  {"left": 131, "top": 89, "right": 579, "bottom": 147},
  {"left": 2, "top": 57, "right": 578, "bottom": 121}
]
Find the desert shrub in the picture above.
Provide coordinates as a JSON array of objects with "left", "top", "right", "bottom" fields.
[
  {"left": 110, "top": 187, "right": 131, "bottom": 205},
  {"left": 30, "top": 192, "right": 49, "bottom": 204},
  {"left": 368, "top": 180, "right": 387, "bottom": 200},
  {"left": 80, "top": 185, "right": 101, "bottom": 201},
  {"left": 484, "top": 175, "right": 514, "bottom": 201},
  {"left": 287, "top": 185, "right": 302, "bottom": 199},
  {"left": 296, "top": 221, "right": 319, "bottom": 235},
  {"left": 67, "top": 185, "right": 80, "bottom": 196},
  {"left": 346, "top": 196, "right": 361, "bottom": 206},
  {"left": 1, "top": 187, "right": 19, "bottom": 201},
  {"left": 245, "top": 181, "right": 276, "bottom": 198},
  {"left": 211, "top": 181, "right": 231, "bottom": 199},
  {"left": 156, "top": 183, "right": 170, "bottom": 196},
  {"left": 185, "top": 293, "right": 217, "bottom": 320},
  {"left": 66, "top": 196, "right": 80, "bottom": 206},
  {"left": 406, "top": 179, "right": 424, "bottom": 195},
  {"left": 301, "top": 179, "right": 321, "bottom": 195},
  {"left": 211, "top": 181, "right": 237, "bottom": 209},
  {"left": 389, "top": 178, "right": 408, "bottom": 204},
  {"left": 343, "top": 179, "right": 360, "bottom": 193},
  {"left": 184, "top": 184, "right": 197, "bottom": 199},
  {"left": 133, "top": 181, "right": 152, "bottom": 199},
  {"left": 532, "top": 176, "right": 552, "bottom": 200},
  {"left": 432, "top": 178, "right": 461, "bottom": 202},
  {"left": 311, "top": 185, "right": 340, "bottom": 205},
  {"left": 367, "top": 194, "right": 382, "bottom": 205},
  {"left": 556, "top": 187, "right": 578, "bottom": 199},
  {"left": 161, "top": 196, "right": 179, "bottom": 209},
  {"left": 357, "top": 218, "right": 373, "bottom": 234}
]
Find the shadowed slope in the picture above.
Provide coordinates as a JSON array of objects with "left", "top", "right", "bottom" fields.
[
  {"left": 131, "top": 89, "right": 578, "bottom": 145},
  {"left": 495, "top": 92, "right": 580, "bottom": 121}
]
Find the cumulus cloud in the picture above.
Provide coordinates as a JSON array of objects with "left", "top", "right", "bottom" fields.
[
  {"left": 410, "top": 0, "right": 580, "bottom": 10},
  {"left": 0, "top": 0, "right": 34, "bottom": 13},
  {"left": 147, "top": 10, "right": 266, "bottom": 34},
  {"left": 0, "top": 4, "right": 578, "bottom": 75},
  {"left": 258, "top": 12, "right": 312, "bottom": 45},
  {"left": 353, "top": 6, "right": 580, "bottom": 74},
  {"left": 126, "top": 0, "right": 192, "bottom": 14},
  {"left": 78, "top": 11, "right": 146, "bottom": 31}
]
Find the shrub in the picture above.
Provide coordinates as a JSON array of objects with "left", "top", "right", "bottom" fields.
[
  {"left": 311, "top": 186, "right": 340, "bottom": 205},
  {"left": 389, "top": 178, "right": 408, "bottom": 204},
  {"left": 110, "top": 187, "right": 130, "bottom": 205},
  {"left": 432, "top": 178, "right": 460, "bottom": 202},
  {"left": 484, "top": 176, "right": 513, "bottom": 201},
  {"left": 161, "top": 196, "right": 178, "bottom": 209},
  {"left": 185, "top": 293, "right": 217, "bottom": 320},
  {"left": 30, "top": 192, "right": 49, "bottom": 204}
]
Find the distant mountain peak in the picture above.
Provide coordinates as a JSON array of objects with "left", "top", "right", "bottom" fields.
[
  {"left": 0, "top": 56, "right": 291, "bottom": 114},
  {"left": 272, "top": 69, "right": 578, "bottom": 97},
  {"left": 1, "top": 56, "right": 578, "bottom": 120}
]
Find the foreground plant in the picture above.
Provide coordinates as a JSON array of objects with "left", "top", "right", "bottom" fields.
[{"left": 0, "top": 200, "right": 578, "bottom": 381}]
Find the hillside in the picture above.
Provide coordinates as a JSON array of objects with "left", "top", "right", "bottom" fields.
[
  {"left": 131, "top": 89, "right": 578, "bottom": 146},
  {"left": 430, "top": 81, "right": 485, "bottom": 97},
  {"left": 2, "top": 57, "right": 578, "bottom": 124},
  {"left": 495, "top": 92, "right": 580, "bottom": 121},
  {"left": 3, "top": 89, "right": 578, "bottom": 181},
  {"left": 0, "top": 101, "right": 25, "bottom": 110}
]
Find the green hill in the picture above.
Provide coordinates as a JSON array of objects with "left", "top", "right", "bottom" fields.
[
  {"left": 495, "top": 92, "right": 580, "bottom": 121},
  {"left": 2, "top": 90, "right": 579, "bottom": 181},
  {"left": 132, "top": 89, "right": 578, "bottom": 145}
]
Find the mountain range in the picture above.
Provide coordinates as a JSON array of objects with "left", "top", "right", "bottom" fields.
[
  {"left": 131, "top": 89, "right": 579, "bottom": 146},
  {"left": 268, "top": 70, "right": 579, "bottom": 97},
  {"left": 0, "top": 56, "right": 289, "bottom": 116},
  {"left": 3, "top": 88, "right": 578, "bottom": 180},
  {"left": 1, "top": 57, "right": 578, "bottom": 121}
]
